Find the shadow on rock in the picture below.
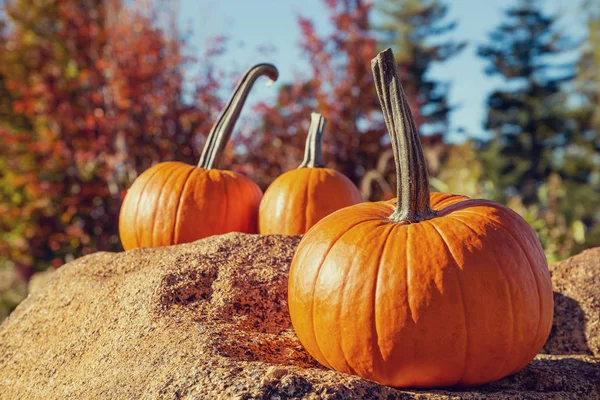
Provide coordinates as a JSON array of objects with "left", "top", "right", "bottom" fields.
[
  {"left": 212, "top": 329, "right": 323, "bottom": 369},
  {"left": 482, "top": 356, "right": 600, "bottom": 394},
  {"left": 542, "top": 292, "right": 592, "bottom": 356}
]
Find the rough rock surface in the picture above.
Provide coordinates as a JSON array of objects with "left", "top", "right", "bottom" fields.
[{"left": 0, "top": 233, "right": 598, "bottom": 399}]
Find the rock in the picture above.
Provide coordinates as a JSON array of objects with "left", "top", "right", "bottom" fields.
[
  {"left": 0, "top": 233, "right": 598, "bottom": 399},
  {"left": 543, "top": 247, "right": 600, "bottom": 357},
  {"left": 27, "top": 268, "right": 56, "bottom": 295},
  {"left": 0, "top": 265, "right": 27, "bottom": 321}
]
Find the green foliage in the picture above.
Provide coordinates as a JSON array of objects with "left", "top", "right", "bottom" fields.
[
  {"left": 433, "top": 143, "right": 600, "bottom": 263},
  {"left": 467, "top": 0, "right": 600, "bottom": 261},
  {"left": 571, "top": 1, "right": 600, "bottom": 170},
  {"left": 508, "top": 174, "right": 600, "bottom": 263},
  {"left": 0, "top": 265, "right": 27, "bottom": 321},
  {"left": 430, "top": 141, "right": 499, "bottom": 199},
  {"left": 477, "top": 0, "right": 577, "bottom": 204}
]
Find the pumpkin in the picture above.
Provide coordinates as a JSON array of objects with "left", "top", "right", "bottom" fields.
[
  {"left": 258, "top": 113, "right": 362, "bottom": 235},
  {"left": 287, "top": 49, "right": 553, "bottom": 388},
  {"left": 119, "top": 63, "right": 278, "bottom": 250}
]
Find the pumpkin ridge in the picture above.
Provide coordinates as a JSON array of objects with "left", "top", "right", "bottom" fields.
[
  {"left": 425, "top": 219, "right": 469, "bottom": 385},
  {"left": 133, "top": 163, "right": 170, "bottom": 248},
  {"left": 430, "top": 194, "right": 470, "bottom": 212},
  {"left": 273, "top": 174, "right": 293, "bottom": 234},
  {"left": 337, "top": 242, "right": 358, "bottom": 376},
  {"left": 201, "top": 171, "right": 218, "bottom": 234},
  {"left": 403, "top": 224, "right": 419, "bottom": 386},
  {"left": 435, "top": 198, "right": 507, "bottom": 217},
  {"left": 308, "top": 236, "right": 341, "bottom": 370},
  {"left": 485, "top": 209, "right": 550, "bottom": 373},
  {"left": 310, "top": 218, "right": 379, "bottom": 372},
  {"left": 171, "top": 167, "right": 196, "bottom": 245},
  {"left": 292, "top": 170, "right": 309, "bottom": 234},
  {"left": 335, "top": 219, "right": 388, "bottom": 376},
  {"left": 406, "top": 224, "right": 416, "bottom": 325},
  {"left": 304, "top": 168, "right": 315, "bottom": 232},
  {"left": 431, "top": 198, "right": 480, "bottom": 217},
  {"left": 456, "top": 208, "right": 544, "bottom": 373},
  {"left": 446, "top": 215, "right": 516, "bottom": 381},
  {"left": 226, "top": 172, "right": 244, "bottom": 232},
  {"left": 371, "top": 223, "right": 396, "bottom": 376},
  {"left": 281, "top": 173, "right": 297, "bottom": 233},
  {"left": 149, "top": 166, "right": 181, "bottom": 247},
  {"left": 218, "top": 170, "right": 229, "bottom": 235}
]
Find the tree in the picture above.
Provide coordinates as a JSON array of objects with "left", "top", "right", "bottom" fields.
[
  {"left": 243, "top": 0, "right": 380, "bottom": 189},
  {"left": 248, "top": 0, "right": 462, "bottom": 198},
  {"left": 475, "top": 0, "right": 600, "bottom": 260},
  {"left": 378, "top": 0, "right": 465, "bottom": 138},
  {"left": 571, "top": 0, "right": 600, "bottom": 153},
  {"left": 477, "top": 0, "right": 576, "bottom": 204},
  {"left": 557, "top": 0, "right": 600, "bottom": 258},
  {"left": 0, "top": 0, "right": 222, "bottom": 276}
]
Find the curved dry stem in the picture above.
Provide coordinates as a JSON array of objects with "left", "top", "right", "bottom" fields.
[
  {"left": 198, "top": 63, "right": 279, "bottom": 169},
  {"left": 360, "top": 170, "right": 393, "bottom": 201},
  {"left": 376, "top": 149, "right": 394, "bottom": 174}
]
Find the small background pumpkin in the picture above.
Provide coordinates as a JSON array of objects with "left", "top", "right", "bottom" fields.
[
  {"left": 119, "top": 63, "right": 278, "bottom": 250},
  {"left": 258, "top": 113, "right": 362, "bottom": 235},
  {"left": 288, "top": 49, "right": 553, "bottom": 388}
]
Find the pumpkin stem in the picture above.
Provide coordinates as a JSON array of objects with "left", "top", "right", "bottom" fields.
[
  {"left": 298, "top": 113, "right": 326, "bottom": 168},
  {"left": 371, "top": 48, "right": 436, "bottom": 223},
  {"left": 198, "top": 63, "right": 279, "bottom": 169}
]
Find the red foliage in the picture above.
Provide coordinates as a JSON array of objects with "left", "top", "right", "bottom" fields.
[
  {"left": 244, "top": 0, "right": 445, "bottom": 193},
  {"left": 0, "top": 0, "right": 457, "bottom": 276},
  {"left": 243, "top": 0, "right": 381, "bottom": 189},
  {"left": 0, "top": 0, "right": 223, "bottom": 275}
]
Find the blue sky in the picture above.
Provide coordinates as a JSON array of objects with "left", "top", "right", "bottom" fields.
[{"left": 178, "top": 0, "right": 586, "bottom": 141}]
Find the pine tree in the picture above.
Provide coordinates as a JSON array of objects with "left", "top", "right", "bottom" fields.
[
  {"left": 378, "top": 0, "right": 465, "bottom": 138},
  {"left": 477, "top": 0, "right": 576, "bottom": 204},
  {"left": 475, "top": 0, "right": 600, "bottom": 260},
  {"left": 559, "top": 0, "right": 600, "bottom": 257},
  {"left": 572, "top": 1, "right": 600, "bottom": 148}
]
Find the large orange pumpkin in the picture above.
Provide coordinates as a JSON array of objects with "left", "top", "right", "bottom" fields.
[
  {"left": 258, "top": 113, "right": 362, "bottom": 234},
  {"left": 288, "top": 49, "right": 553, "bottom": 388},
  {"left": 119, "top": 63, "right": 278, "bottom": 250}
]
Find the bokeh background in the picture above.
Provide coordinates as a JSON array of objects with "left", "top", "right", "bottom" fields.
[{"left": 1, "top": 0, "right": 599, "bottom": 319}]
